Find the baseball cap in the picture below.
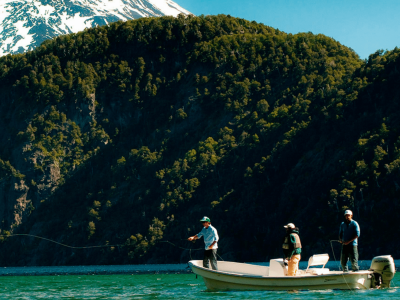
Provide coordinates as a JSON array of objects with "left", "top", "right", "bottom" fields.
[
  {"left": 344, "top": 210, "right": 353, "bottom": 216},
  {"left": 284, "top": 223, "right": 295, "bottom": 229},
  {"left": 200, "top": 216, "right": 211, "bottom": 222}
]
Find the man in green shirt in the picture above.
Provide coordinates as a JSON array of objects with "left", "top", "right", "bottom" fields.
[{"left": 282, "top": 223, "right": 302, "bottom": 276}]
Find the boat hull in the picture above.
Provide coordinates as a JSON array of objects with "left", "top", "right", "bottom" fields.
[{"left": 189, "top": 261, "right": 373, "bottom": 291}]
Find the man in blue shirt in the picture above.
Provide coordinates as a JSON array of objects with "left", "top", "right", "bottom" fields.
[
  {"left": 339, "top": 210, "right": 360, "bottom": 272},
  {"left": 188, "top": 216, "right": 219, "bottom": 270}
]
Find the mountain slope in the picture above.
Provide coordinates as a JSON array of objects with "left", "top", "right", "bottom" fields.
[
  {"left": 0, "top": 0, "right": 190, "bottom": 56},
  {"left": 0, "top": 15, "right": 399, "bottom": 266}
]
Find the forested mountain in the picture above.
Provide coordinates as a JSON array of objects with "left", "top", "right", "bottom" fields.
[{"left": 0, "top": 15, "right": 399, "bottom": 266}]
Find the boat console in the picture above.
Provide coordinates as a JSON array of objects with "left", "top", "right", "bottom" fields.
[{"left": 269, "top": 259, "right": 287, "bottom": 277}]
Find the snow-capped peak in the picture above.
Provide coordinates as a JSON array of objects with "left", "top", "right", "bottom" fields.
[{"left": 0, "top": 0, "right": 191, "bottom": 56}]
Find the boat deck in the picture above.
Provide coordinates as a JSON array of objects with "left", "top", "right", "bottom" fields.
[{"left": 189, "top": 260, "right": 372, "bottom": 278}]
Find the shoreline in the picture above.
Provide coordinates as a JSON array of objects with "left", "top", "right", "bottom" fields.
[
  {"left": 0, "top": 260, "right": 397, "bottom": 276},
  {"left": 0, "top": 264, "right": 191, "bottom": 276}
]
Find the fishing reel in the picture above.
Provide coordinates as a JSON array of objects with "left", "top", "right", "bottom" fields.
[{"left": 283, "top": 259, "right": 288, "bottom": 266}]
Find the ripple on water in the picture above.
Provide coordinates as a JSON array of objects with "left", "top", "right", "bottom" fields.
[{"left": 0, "top": 273, "right": 399, "bottom": 299}]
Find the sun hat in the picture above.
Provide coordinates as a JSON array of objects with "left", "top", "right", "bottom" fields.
[
  {"left": 283, "top": 223, "right": 295, "bottom": 229},
  {"left": 344, "top": 210, "right": 353, "bottom": 216},
  {"left": 200, "top": 216, "right": 211, "bottom": 222}
]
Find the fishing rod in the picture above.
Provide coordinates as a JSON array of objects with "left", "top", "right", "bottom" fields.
[
  {"left": 329, "top": 240, "right": 342, "bottom": 269},
  {"left": 0, "top": 234, "right": 204, "bottom": 251},
  {"left": 329, "top": 239, "right": 354, "bottom": 291},
  {"left": 159, "top": 239, "right": 225, "bottom": 262},
  {"left": 159, "top": 240, "right": 203, "bottom": 251}
]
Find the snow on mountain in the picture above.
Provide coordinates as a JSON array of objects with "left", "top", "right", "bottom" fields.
[{"left": 0, "top": 0, "right": 191, "bottom": 56}]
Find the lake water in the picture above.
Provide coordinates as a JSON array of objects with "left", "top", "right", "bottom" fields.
[
  {"left": 0, "top": 262, "right": 399, "bottom": 299},
  {"left": 0, "top": 272, "right": 399, "bottom": 299}
]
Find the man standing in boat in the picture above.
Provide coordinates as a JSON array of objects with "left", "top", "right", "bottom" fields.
[
  {"left": 339, "top": 210, "right": 360, "bottom": 272},
  {"left": 188, "top": 216, "right": 219, "bottom": 270},
  {"left": 282, "top": 223, "right": 302, "bottom": 276}
]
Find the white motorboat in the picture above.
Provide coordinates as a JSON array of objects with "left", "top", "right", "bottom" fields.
[{"left": 188, "top": 254, "right": 395, "bottom": 291}]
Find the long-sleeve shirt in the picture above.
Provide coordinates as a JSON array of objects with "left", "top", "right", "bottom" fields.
[
  {"left": 339, "top": 220, "right": 360, "bottom": 246},
  {"left": 197, "top": 225, "right": 219, "bottom": 250}
]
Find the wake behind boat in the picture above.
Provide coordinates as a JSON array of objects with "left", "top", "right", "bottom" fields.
[{"left": 188, "top": 254, "right": 395, "bottom": 291}]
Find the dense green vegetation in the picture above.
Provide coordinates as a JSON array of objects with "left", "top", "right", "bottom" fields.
[{"left": 0, "top": 14, "right": 399, "bottom": 265}]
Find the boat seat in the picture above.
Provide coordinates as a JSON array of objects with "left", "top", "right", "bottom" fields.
[
  {"left": 306, "top": 268, "right": 330, "bottom": 275},
  {"left": 306, "top": 254, "right": 329, "bottom": 273}
]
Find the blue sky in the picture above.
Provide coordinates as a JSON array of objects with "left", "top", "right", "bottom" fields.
[{"left": 175, "top": 0, "right": 400, "bottom": 59}]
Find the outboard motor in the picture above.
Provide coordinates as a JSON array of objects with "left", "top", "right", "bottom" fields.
[{"left": 369, "top": 255, "right": 396, "bottom": 288}]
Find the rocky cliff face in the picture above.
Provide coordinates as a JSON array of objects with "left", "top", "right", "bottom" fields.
[
  {"left": 0, "top": 92, "right": 98, "bottom": 233},
  {"left": 0, "top": 178, "right": 30, "bottom": 230},
  {"left": 0, "top": 0, "right": 191, "bottom": 56}
]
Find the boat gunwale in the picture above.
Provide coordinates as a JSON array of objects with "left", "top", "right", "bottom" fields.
[{"left": 189, "top": 260, "right": 373, "bottom": 280}]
